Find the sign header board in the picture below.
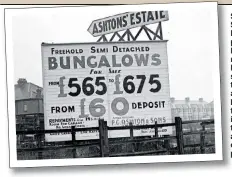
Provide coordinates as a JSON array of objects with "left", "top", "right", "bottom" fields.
[
  {"left": 88, "top": 11, "right": 169, "bottom": 37},
  {"left": 41, "top": 41, "right": 171, "bottom": 142}
]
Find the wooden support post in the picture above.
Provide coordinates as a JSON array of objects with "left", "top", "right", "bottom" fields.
[
  {"left": 129, "top": 122, "right": 133, "bottom": 139},
  {"left": 175, "top": 117, "right": 184, "bottom": 154},
  {"left": 99, "top": 119, "right": 105, "bottom": 157},
  {"left": 97, "top": 35, "right": 108, "bottom": 42},
  {"left": 35, "top": 127, "right": 42, "bottom": 159},
  {"left": 200, "top": 124, "right": 206, "bottom": 154},
  {"left": 127, "top": 30, "right": 130, "bottom": 41},
  {"left": 129, "top": 122, "right": 134, "bottom": 152},
  {"left": 158, "top": 22, "right": 163, "bottom": 40},
  {"left": 71, "top": 126, "right": 77, "bottom": 158},
  {"left": 134, "top": 26, "right": 144, "bottom": 40},
  {"left": 155, "top": 121, "right": 158, "bottom": 138},
  {"left": 103, "top": 121, "right": 109, "bottom": 156},
  {"left": 143, "top": 26, "right": 152, "bottom": 40},
  {"left": 154, "top": 121, "right": 158, "bottom": 149}
]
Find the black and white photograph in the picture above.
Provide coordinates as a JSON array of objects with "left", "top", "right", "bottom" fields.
[{"left": 5, "top": 2, "right": 222, "bottom": 168}]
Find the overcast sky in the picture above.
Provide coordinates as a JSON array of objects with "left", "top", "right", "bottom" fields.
[{"left": 6, "top": 3, "right": 219, "bottom": 102}]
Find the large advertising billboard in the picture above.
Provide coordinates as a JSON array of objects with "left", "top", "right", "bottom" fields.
[{"left": 41, "top": 41, "right": 172, "bottom": 141}]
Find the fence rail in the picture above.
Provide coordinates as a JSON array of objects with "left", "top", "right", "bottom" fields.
[{"left": 16, "top": 117, "right": 215, "bottom": 159}]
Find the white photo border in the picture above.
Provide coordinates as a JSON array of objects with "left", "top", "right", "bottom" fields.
[{"left": 4, "top": 2, "right": 223, "bottom": 168}]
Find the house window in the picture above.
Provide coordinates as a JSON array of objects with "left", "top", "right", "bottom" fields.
[{"left": 23, "top": 104, "right": 27, "bottom": 112}]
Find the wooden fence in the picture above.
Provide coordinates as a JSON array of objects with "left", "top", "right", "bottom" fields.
[{"left": 16, "top": 117, "right": 215, "bottom": 159}]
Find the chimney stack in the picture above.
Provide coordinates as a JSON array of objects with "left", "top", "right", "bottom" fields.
[
  {"left": 17, "top": 78, "right": 27, "bottom": 88},
  {"left": 185, "top": 97, "right": 190, "bottom": 102},
  {"left": 36, "top": 88, "right": 42, "bottom": 98},
  {"left": 170, "top": 97, "right": 175, "bottom": 103}
]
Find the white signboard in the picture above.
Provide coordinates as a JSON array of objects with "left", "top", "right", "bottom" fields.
[
  {"left": 41, "top": 41, "right": 172, "bottom": 141},
  {"left": 88, "top": 11, "right": 169, "bottom": 37}
]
